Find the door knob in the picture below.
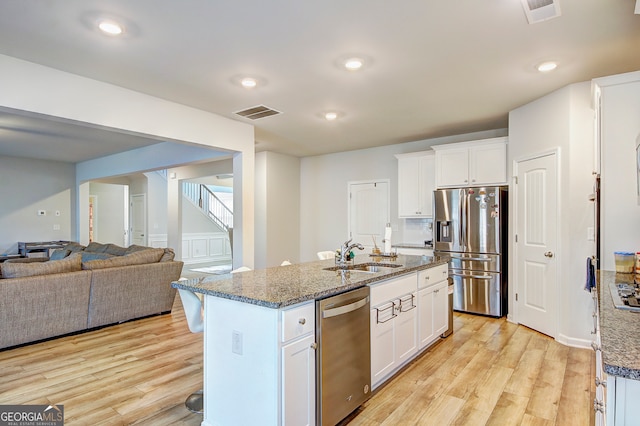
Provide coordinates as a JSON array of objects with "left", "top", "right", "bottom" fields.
[{"left": 544, "top": 251, "right": 554, "bottom": 258}]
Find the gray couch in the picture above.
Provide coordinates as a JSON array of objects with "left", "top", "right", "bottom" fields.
[{"left": 0, "top": 242, "right": 184, "bottom": 349}]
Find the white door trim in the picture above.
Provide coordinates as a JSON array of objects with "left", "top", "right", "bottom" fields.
[{"left": 511, "top": 148, "right": 561, "bottom": 337}]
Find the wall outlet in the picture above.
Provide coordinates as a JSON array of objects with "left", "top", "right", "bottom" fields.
[
  {"left": 587, "top": 227, "right": 595, "bottom": 241},
  {"left": 53, "top": 224, "right": 60, "bottom": 231},
  {"left": 37, "top": 210, "right": 46, "bottom": 216},
  {"left": 232, "top": 330, "right": 243, "bottom": 355}
]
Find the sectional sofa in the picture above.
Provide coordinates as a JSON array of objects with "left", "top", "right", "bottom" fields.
[{"left": 0, "top": 242, "right": 184, "bottom": 349}]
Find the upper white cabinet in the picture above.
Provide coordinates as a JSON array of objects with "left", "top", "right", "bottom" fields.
[
  {"left": 432, "top": 137, "right": 508, "bottom": 188},
  {"left": 395, "top": 151, "right": 435, "bottom": 217}
]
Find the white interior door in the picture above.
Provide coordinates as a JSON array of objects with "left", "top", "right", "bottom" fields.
[
  {"left": 130, "top": 194, "right": 147, "bottom": 246},
  {"left": 348, "top": 181, "right": 389, "bottom": 247},
  {"left": 515, "top": 153, "right": 558, "bottom": 337}
]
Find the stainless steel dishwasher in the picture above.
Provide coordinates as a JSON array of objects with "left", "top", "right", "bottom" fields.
[{"left": 316, "top": 286, "right": 371, "bottom": 426}]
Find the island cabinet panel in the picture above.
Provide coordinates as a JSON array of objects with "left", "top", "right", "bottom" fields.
[
  {"left": 202, "top": 296, "right": 315, "bottom": 426},
  {"left": 433, "top": 137, "right": 507, "bottom": 188},
  {"left": 417, "top": 265, "right": 448, "bottom": 349},
  {"left": 369, "top": 273, "right": 418, "bottom": 389},
  {"left": 395, "top": 151, "right": 435, "bottom": 218}
]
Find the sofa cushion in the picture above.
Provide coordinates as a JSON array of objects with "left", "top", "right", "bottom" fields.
[
  {"left": 82, "top": 248, "right": 164, "bottom": 270},
  {"left": 50, "top": 249, "right": 71, "bottom": 260},
  {"left": 80, "top": 252, "right": 114, "bottom": 262},
  {"left": 1, "top": 253, "right": 82, "bottom": 279},
  {"left": 124, "top": 245, "right": 151, "bottom": 255},
  {"left": 65, "top": 242, "right": 86, "bottom": 254},
  {"left": 104, "top": 244, "right": 128, "bottom": 256},
  {"left": 84, "top": 242, "right": 109, "bottom": 253}
]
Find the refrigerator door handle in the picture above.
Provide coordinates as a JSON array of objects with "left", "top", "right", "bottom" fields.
[
  {"left": 452, "top": 257, "right": 491, "bottom": 262},
  {"left": 459, "top": 189, "right": 466, "bottom": 250},
  {"left": 450, "top": 272, "right": 494, "bottom": 280}
]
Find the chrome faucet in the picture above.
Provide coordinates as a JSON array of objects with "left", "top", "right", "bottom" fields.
[{"left": 339, "top": 239, "right": 364, "bottom": 263}]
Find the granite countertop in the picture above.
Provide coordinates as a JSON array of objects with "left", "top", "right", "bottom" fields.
[
  {"left": 392, "top": 243, "right": 434, "bottom": 250},
  {"left": 172, "top": 254, "right": 449, "bottom": 309},
  {"left": 598, "top": 270, "right": 640, "bottom": 379}
]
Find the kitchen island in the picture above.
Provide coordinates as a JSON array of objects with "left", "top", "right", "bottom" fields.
[
  {"left": 172, "top": 254, "right": 449, "bottom": 426},
  {"left": 596, "top": 271, "right": 640, "bottom": 425}
]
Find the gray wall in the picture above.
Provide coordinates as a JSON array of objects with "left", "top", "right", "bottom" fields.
[
  {"left": 0, "top": 156, "right": 75, "bottom": 254},
  {"left": 298, "top": 129, "right": 507, "bottom": 262}
]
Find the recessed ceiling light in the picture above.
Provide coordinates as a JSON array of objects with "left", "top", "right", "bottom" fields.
[
  {"left": 98, "top": 19, "right": 124, "bottom": 36},
  {"left": 241, "top": 78, "right": 257, "bottom": 89},
  {"left": 537, "top": 61, "right": 558, "bottom": 72},
  {"left": 344, "top": 58, "right": 364, "bottom": 71},
  {"left": 325, "top": 112, "right": 338, "bottom": 121}
]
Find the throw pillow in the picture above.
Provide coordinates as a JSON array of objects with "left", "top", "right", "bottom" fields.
[
  {"left": 159, "top": 248, "right": 175, "bottom": 262},
  {"left": 80, "top": 252, "right": 114, "bottom": 262},
  {"left": 65, "top": 242, "right": 86, "bottom": 254},
  {"left": 49, "top": 249, "right": 71, "bottom": 260},
  {"left": 85, "top": 242, "right": 109, "bottom": 253},
  {"left": 1, "top": 253, "right": 82, "bottom": 279},
  {"left": 82, "top": 248, "right": 164, "bottom": 270},
  {"left": 104, "top": 244, "right": 128, "bottom": 256}
]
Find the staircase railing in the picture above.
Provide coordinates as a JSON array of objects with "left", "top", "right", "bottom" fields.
[{"left": 182, "top": 182, "right": 233, "bottom": 232}]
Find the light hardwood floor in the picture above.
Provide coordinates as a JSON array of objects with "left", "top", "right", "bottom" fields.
[{"left": 0, "top": 297, "right": 594, "bottom": 425}]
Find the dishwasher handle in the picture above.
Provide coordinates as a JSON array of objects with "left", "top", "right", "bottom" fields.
[{"left": 322, "top": 296, "right": 369, "bottom": 318}]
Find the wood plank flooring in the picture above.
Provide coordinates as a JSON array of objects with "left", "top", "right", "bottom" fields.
[{"left": 0, "top": 297, "right": 594, "bottom": 425}]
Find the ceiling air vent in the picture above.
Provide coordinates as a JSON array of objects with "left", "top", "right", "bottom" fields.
[
  {"left": 520, "top": 0, "right": 561, "bottom": 24},
  {"left": 234, "top": 105, "right": 281, "bottom": 120}
]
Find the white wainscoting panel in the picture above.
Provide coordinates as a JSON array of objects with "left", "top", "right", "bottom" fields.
[{"left": 150, "top": 232, "right": 231, "bottom": 264}]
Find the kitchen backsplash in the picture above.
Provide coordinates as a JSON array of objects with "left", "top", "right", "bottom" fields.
[{"left": 401, "top": 218, "right": 433, "bottom": 245}]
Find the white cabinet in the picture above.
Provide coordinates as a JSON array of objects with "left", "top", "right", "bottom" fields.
[
  {"left": 417, "top": 264, "right": 449, "bottom": 349},
  {"left": 281, "top": 302, "right": 316, "bottom": 426},
  {"left": 592, "top": 289, "right": 606, "bottom": 425},
  {"left": 395, "top": 151, "right": 435, "bottom": 217},
  {"left": 369, "top": 273, "right": 418, "bottom": 389},
  {"left": 282, "top": 334, "right": 316, "bottom": 426},
  {"left": 432, "top": 137, "right": 507, "bottom": 188}
]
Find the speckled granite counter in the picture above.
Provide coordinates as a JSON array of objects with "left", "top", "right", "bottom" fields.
[
  {"left": 172, "top": 254, "right": 449, "bottom": 309},
  {"left": 598, "top": 270, "right": 640, "bottom": 379}
]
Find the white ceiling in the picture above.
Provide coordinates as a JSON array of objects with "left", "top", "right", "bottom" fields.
[{"left": 0, "top": 0, "right": 639, "bottom": 161}]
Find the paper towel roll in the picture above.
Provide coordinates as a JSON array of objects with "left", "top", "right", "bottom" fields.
[{"left": 384, "top": 224, "right": 392, "bottom": 254}]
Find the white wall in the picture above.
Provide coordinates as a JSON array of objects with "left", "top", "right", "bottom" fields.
[
  {"left": 89, "top": 182, "right": 126, "bottom": 245},
  {"left": 255, "top": 152, "right": 301, "bottom": 268},
  {"left": 0, "top": 54, "right": 255, "bottom": 268},
  {"left": 595, "top": 72, "right": 640, "bottom": 270},
  {"left": 508, "top": 81, "right": 595, "bottom": 346},
  {"left": 299, "top": 129, "right": 507, "bottom": 262},
  {"left": 0, "top": 156, "right": 74, "bottom": 254}
]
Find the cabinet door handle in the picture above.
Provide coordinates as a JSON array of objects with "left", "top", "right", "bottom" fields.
[
  {"left": 310, "top": 342, "right": 318, "bottom": 350},
  {"left": 298, "top": 318, "right": 306, "bottom": 325}
]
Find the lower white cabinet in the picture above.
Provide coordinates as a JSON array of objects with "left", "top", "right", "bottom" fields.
[
  {"left": 282, "top": 334, "right": 316, "bottom": 426},
  {"left": 418, "top": 280, "right": 447, "bottom": 348},
  {"left": 370, "top": 273, "right": 418, "bottom": 389}
]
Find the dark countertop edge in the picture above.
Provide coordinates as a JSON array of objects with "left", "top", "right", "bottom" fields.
[
  {"left": 598, "top": 270, "right": 640, "bottom": 379},
  {"left": 172, "top": 257, "right": 449, "bottom": 309}
]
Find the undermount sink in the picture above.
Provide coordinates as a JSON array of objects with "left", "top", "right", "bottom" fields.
[{"left": 323, "top": 262, "right": 403, "bottom": 273}]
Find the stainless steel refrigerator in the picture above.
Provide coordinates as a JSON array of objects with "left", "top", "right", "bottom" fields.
[{"left": 434, "top": 186, "right": 508, "bottom": 317}]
